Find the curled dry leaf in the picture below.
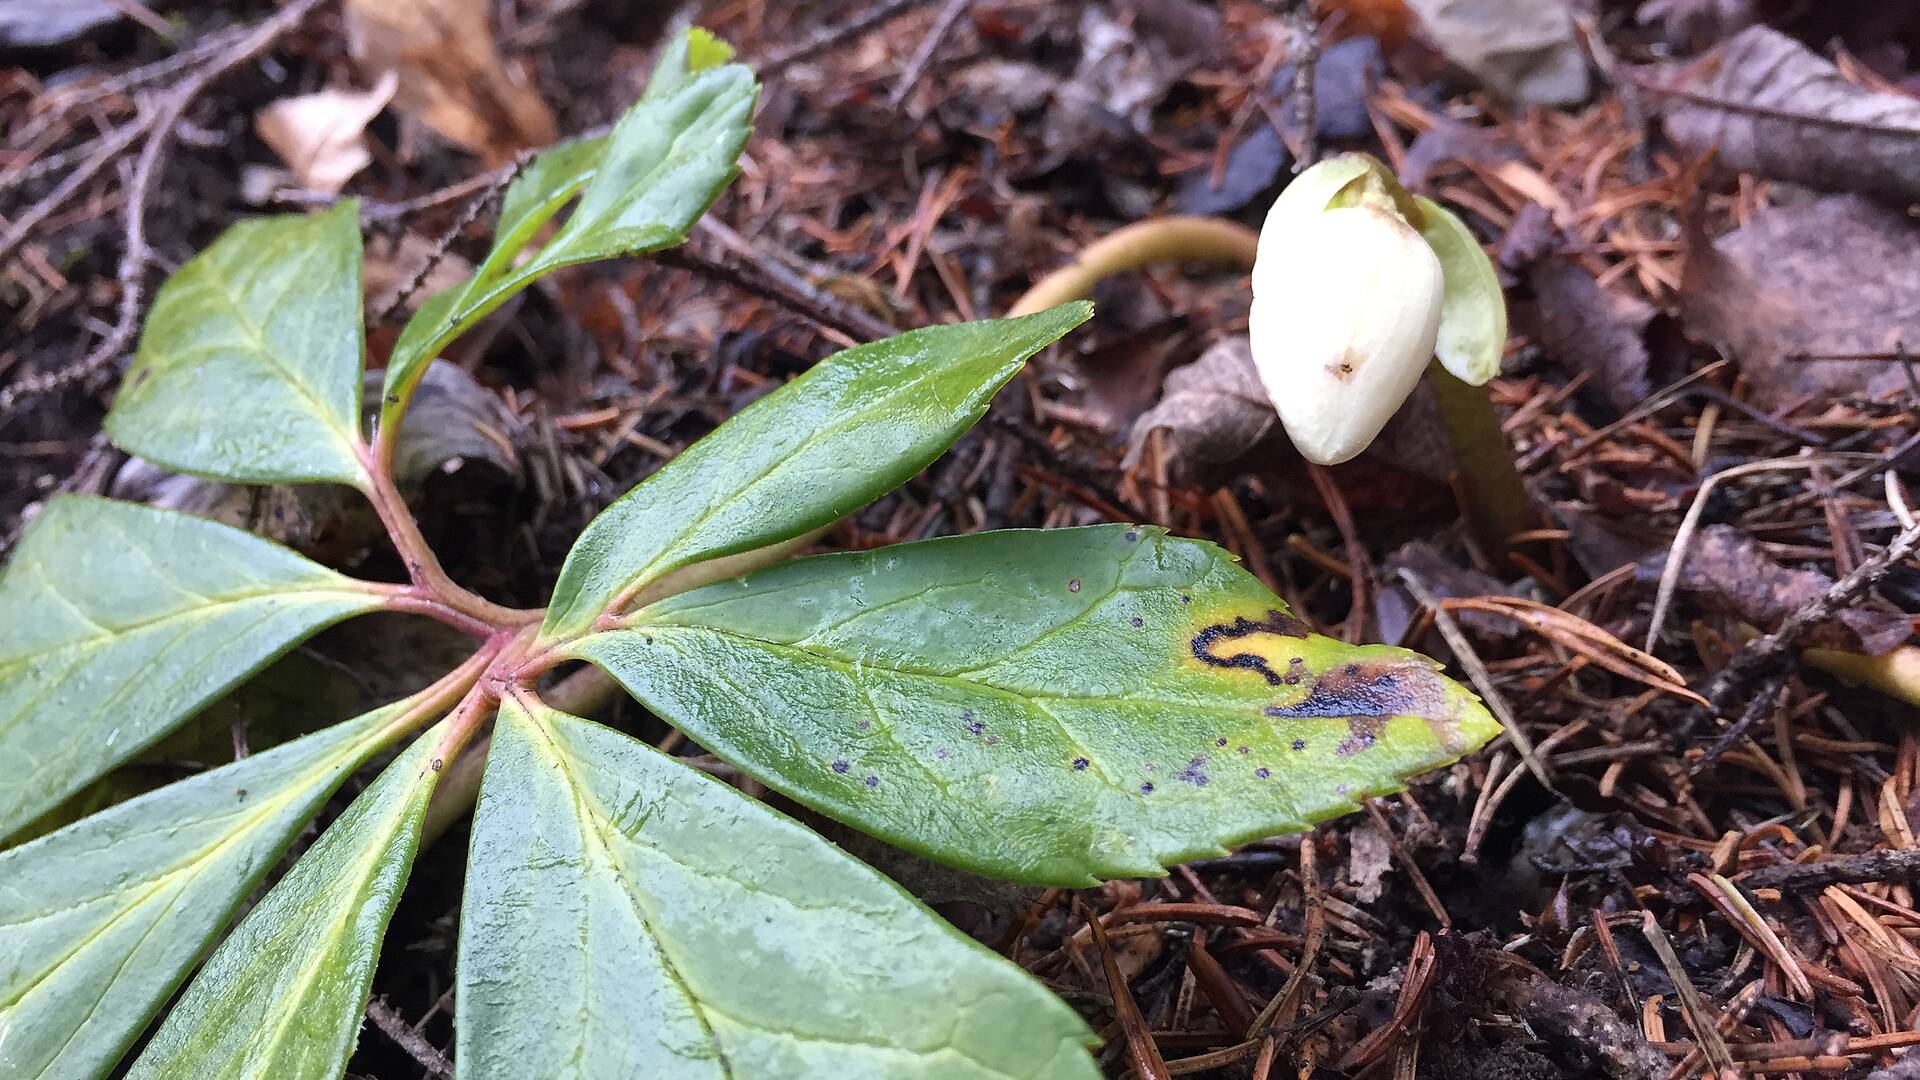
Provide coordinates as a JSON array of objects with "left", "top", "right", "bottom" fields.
[
  {"left": 1125, "top": 337, "right": 1277, "bottom": 488},
  {"left": 1127, "top": 337, "right": 1461, "bottom": 488},
  {"left": 1442, "top": 594, "right": 1708, "bottom": 703},
  {"left": 253, "top": 73, "right": 398, "bottom": 195},
  {"left": 1656, "top": 26, "right": 1920, "bottom": 205},
  {"left": 343, "top": 0, "right": 557, "bottom": 163},
  {"left": 1679, "top": 195, "right": 1920, "bottom": 406}
]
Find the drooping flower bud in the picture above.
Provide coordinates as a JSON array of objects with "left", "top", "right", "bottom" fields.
[{"left": 1250, "top": 186, "right": 1445, "bottom": 466}]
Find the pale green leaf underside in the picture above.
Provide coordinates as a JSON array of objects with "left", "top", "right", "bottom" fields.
[
  {"left": 106, "top": 200, "right": 367, "bottom": 486},
  {"left": 542, "top": 305, "right": 1093, "bottom": 642},
  {"left": 574, "top": 525, "right": 1498, "bottom": 886},
  {"left": 1416, "top": 196, "right": 1507, "bottom": 386},
  {"left": 380, "top": 58, "right": 756, "bottom": 431},
  {"left": 125, "top": 724, "right": 444, "bottom": 1080},
  {"left": 0, "top": 496, "right": 384, "bottom": 841},
  {"left": 458, "top": 697, "right": 1098, "bottom": 1079},
  {"left": 0, "top": 702, "right": 404, "bottom": 1080}
]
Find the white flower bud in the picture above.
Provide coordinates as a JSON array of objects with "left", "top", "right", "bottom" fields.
[{"left": 1249, "top": 202, "right": 1444, "bottom": 466}]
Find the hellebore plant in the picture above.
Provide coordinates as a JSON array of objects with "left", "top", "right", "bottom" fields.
[
  {"left": 0, "top": 33, "right": 1498, "bottom": 1080},
  {"left": 1251, "top": 153, "right": 1530, "bottom": 551},
  {"left": 1014, "top": 153, "right": 1528, "bottom": 552}
]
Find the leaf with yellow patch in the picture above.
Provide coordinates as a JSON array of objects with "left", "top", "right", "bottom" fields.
[{"left": 571, "top": 525, "right": 1497, "bottom": 886}]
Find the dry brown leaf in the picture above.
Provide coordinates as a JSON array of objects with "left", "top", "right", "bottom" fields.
[
  {"left": 1405, "top": 0, "right": 1590, "bottom": 106},
  {"left": 254, "top": 73, "right": 397, "bottom": 195},
  {"left": 1679, "top": 194, "right": 1920, "bottom": 406},
  {"left": 1124, "top": 337, "right": 1277, "bottom": 487},
  {"left": 1656, "top": 524, "right": 1913, "bottom": 656},
  {"left": 1528, "top": 256, "right": 1654, "bottom": 415},
  {"left": 1657, "top": 25, "right": 1920, "bottom": 205},
  {"left": 344, "top": 0, "right": 556, "bottom": 163}
]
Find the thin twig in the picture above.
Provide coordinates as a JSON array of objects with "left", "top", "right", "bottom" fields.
[
  {"left": 1705, "top": 521, "right": 1920, "bottom": 710},
  {"left": 0, "top": 114, "right": 152, "bottom": 268},
  {"left": 0, "top": 0, "right": 332, "bottom": 420},
  {"left": 759, "top": 0, "right": 926, "bottom": 78},
  {"left": 365, "top": 998, "right": 453, "bottom": 1080},
  {"left": 887, "top": 0, "right": 974, "bottom": 110}
]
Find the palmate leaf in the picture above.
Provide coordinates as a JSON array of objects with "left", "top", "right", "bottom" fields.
[
  {"left": 0, "top": 700, "right": 409, "bottom": 1080},
  {"left": 105, "top": 200, "right": 367, "bottom": 487},
  {"left": 541, "top": 305, "right": 1093, "bottom": 641},
  {"left": 379, "top": 32, "right": 755, "bottom": 431},
  {"left": 0, "top": 496, "right": 386, "bottom": 840},
  {"left": 125, "top": 723, "right": 445, "bottom": 1080},
  {"left": 573, "top": 525, "right": 1499, "bottom": 885},
  {"left": 458, "top": 696, "right": 1098, "bottom": 1079}
]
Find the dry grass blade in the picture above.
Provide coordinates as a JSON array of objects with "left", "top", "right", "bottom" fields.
[{"left": 1444, "top": 595, "right": 1707, "bottom": 704}]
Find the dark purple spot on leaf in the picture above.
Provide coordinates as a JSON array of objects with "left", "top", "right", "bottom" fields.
[
  {"left": 1068, "top": 578, "right": 1081, "bottom": 593},
  {"left": 1130, "top": 616, "right": 1144, "bottom": 628},
  {"left": 1190, "top": 610, "right": 1315, "bottom": 685},
  {"left": 1216, "top": 737, "right": 1229, "bottom": 747},
  {"left": 1140, "top": 782, "right": 1155, "bottom": 794},
  {"left": 935, "top": 747, "right": 950, "bottom": 760},
  {"left": 1126, "top": 529, "right": 1140, "bottom": 542},
  {"left": 1177, "top": 756, "right": 1210, "bottom": 786},
  {"left": 1237, "top": 745, "right": 1250, "bottom": 754},
  {"left": 1292, "top": 738, "right": 1307, "bottom": 751},
  {"left": 1073, "top": 757, "right": 1089, "bottom": 770},
  {"left": 967, "top": 721, "right": 985, "bottom": 736},
  {"left": 865, "top": 775, "right": 880, "bottom": 787},
  {"left": 858, "top": 719, "right": 872, "bottom": 731},
  {"left": 1255, "top": 767, "right": 1270, "bottom": 779},
  {"left": 1180, "top": 594, "right": 1192, "bottom": 604},
  {"left": 832, "top": 760, "right": 850, "bottom": 774}
]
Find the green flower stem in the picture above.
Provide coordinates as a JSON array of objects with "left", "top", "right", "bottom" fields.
[{"left": 1428, "top": 365, "right": 1536, "bottom": 555}]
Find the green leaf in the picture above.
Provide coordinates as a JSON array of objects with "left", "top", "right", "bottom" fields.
[
  {"left": 646, "top": 25, "right": 735, "bottom": 98},
  {"left": 106, "top": 200, "right": 367, "bottom": 487},
  {"left": 541, "top": 305, "right": 1093, "bottom": 642},
  {"left": 0, "top": 496, "right": 385, "bottom": 841},
  {"left": 0, "top": 700, "right": 408, "bottom": 1080},
  {"left": 573, "top": 525, "right": 1498, "bottom": 886},
  {"left": 1415, "top": 195, "right": 1507, "bottom": 386},
  {"left": 379, "top": 46, "right": 756, "bottom": 431},
  {"left": 125, "top": 722, "right": 446, "bottom": 1080},
  {"left": 458, "top": 696, "right": 1098, "bottom": 1079}
]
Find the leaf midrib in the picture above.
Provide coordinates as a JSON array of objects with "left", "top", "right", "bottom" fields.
[
  {"left": 554, "top": 347, "right": 991, "bottom": 635},
  {"left": 521, "top": 711, "right": 1048, "bottom": 1079}
]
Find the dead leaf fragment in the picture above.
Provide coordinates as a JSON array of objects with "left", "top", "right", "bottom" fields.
[
  {"left": 1650, "top": 525, "right": 1912, "bottom": 655},
  {"left": 1125, "top": 337, "right": 1277, "bottom": 487},
  {"left": 1657, "top": 26, "right": 1920, "bottom": 205},
  {"left": 1405, "top": 0, "right": 1590, "bottom": 106},
  {"left": 1529, "top": 256, "right": 1654, "bottom": 415},
  {"left": 344, "top": 0, "right": 557, "bottom": 163},
  {"left": 1679, "top": 195, "right": 1920, "bottom": 406},
  {"left": 254, "top": 73, "right": 397, "bottom": 195}
]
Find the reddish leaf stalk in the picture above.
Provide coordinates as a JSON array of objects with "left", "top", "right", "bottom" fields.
[{"left": 357, "top": 443, "right": 540, "bottom": 631}]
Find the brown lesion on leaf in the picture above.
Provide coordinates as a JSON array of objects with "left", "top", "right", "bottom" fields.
[
  {"left": 1189, "top": 610, "right": 1477, "bottom": 754},
  {"left": 1189, "top": 609, "right": 1313, "bottom": 685},
  {"left": 1263, "top": 659, "right": 1461, "bottom": 754}
]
